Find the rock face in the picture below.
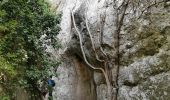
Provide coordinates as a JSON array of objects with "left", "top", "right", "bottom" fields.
[{"left": 48, "top": 0, "right": 170, "bottom": 100}]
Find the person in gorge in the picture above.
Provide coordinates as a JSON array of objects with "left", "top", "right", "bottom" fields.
[{"left": 47, "top": 75, "right": 55, "bottom": 100}]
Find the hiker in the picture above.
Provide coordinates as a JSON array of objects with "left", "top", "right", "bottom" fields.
[{"left": 47, "top": 75, "right": 55, "bottom": 100}]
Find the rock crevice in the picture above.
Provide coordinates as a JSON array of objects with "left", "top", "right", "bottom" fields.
[{"left": 49, "top": 0, "right": 170, "bottom": 100}]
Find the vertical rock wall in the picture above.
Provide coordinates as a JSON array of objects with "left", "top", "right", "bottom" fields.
[
  {"left": 48, "top": 0, "right": 170, "bottom": 100},
  {"left": 51, "top": 0, "right": 114, "bottom": 100}
]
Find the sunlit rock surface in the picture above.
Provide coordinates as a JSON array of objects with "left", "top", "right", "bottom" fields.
[{"left": 48, "top": 0, "right": 170, "bottom": 100}]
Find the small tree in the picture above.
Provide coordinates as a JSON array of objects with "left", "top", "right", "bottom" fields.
[{"left": 0, "top": 0, "right": 61, "bottom": 99}]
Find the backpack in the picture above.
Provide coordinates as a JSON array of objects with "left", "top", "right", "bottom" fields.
[
  {"left": 48, "top": 79, "right": 55, "bottom": 87},
  {"left": 51, "top": 80, "right": 55, "bottom": 87}
]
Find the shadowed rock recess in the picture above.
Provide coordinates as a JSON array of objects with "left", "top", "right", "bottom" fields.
[{"left": 49, "top": 0, "right": 170, "bottom": 100}]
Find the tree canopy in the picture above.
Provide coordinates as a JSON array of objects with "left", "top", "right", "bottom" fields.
[{"left": 0, "top": 0, "right": 61, "bottom": 99}]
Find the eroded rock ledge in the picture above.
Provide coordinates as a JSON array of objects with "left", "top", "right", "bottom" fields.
[{"left": 49, "top": 0, "right": 170, "bottom": 100}]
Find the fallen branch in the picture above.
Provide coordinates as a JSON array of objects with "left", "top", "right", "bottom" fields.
[
  {"left": 85, "top": 13, "right": 105, "bottom": 62},
  {"left": 114, "top": 0, "right": 130, "bottom": 100},
  {"left": 98, "top": 15, "right": 107, "bottom": 57},
  {"left": 71, "top": 10, "right": 112, "bottom": 100},
  {"left": 138, "top": 0, "right": 164, "bottom": 19},
  {"left": 71, "top": 10, "right": 106, "bottom": 72}
]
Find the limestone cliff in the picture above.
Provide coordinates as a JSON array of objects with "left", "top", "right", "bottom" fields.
[{"left": 48, "top": 0, "right": 170, "bottom": 100}]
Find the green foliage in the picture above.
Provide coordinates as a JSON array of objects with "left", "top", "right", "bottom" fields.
[
  {"left": 0, "top": 95, "right": 10, "bottom": 100},
  {"left": 0, "top": 0, "right": 61, "bottom": 99},
  {"left": 0, "top": 55, "right": 16, "bottom": 79}
]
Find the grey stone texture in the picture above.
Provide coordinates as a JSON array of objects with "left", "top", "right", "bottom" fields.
[{"left": 48, "top": 0, "right": 170, "bottom": 100}]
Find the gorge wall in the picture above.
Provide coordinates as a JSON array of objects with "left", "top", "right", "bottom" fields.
[{"left": 49, "top": 0, "right": 170, "bottom": 100}]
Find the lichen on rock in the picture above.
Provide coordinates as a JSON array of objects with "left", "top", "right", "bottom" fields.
[{"left": 48, "top": 0, "right": 170, "bottom": 100}]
